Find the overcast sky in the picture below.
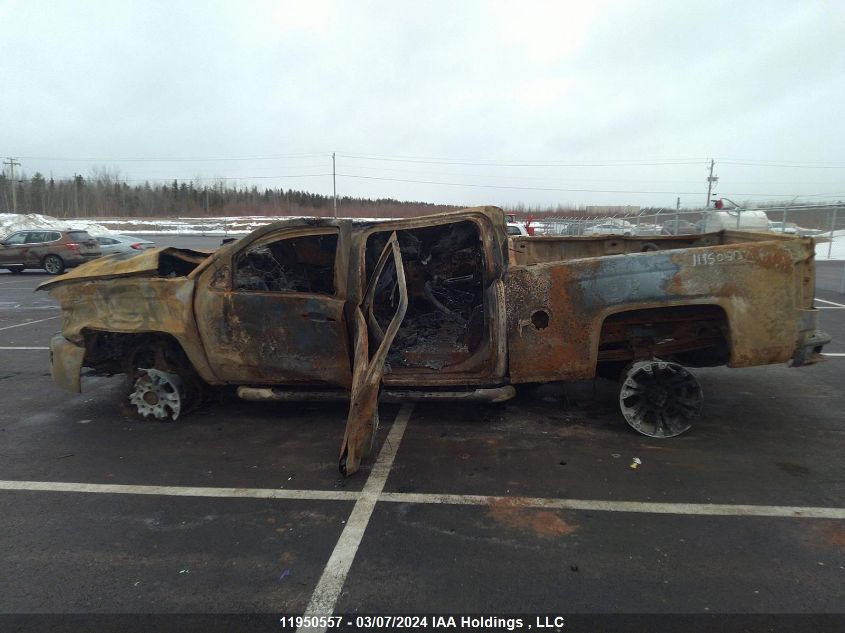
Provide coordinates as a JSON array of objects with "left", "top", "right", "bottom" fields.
[{"left": 2, "top": 0, "right": 844, "bottom": 209}]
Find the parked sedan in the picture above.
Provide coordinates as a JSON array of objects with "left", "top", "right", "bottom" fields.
[
  {"left": 96, "top": 234, "right": 156, "bottom": 256},
  {"left": 584, "top": 222, "right": 634, "bottom": 236}
]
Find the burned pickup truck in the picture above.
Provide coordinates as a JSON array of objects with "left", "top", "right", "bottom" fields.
[{"left": 39, "top": 207, "right": 829, "bottom": 474}]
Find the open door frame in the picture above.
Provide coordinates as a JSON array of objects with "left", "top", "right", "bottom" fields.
[{"left": 339, "top": 232, "right": 408, "bottom": 476}]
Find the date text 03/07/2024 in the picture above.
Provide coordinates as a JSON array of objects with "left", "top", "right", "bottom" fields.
[{"left": 277, "top": 615, "right": 567, "bottom": 630}]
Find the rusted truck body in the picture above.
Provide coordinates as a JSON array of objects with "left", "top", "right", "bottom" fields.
[{"left": 39, "top": 207, "right": 830, "bottom": 474}]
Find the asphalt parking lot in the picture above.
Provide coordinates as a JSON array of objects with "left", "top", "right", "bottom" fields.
[{"left": 1, "top": 240, "right": 843, "bottom": 632}]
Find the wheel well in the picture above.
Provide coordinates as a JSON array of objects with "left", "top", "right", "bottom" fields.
[
  {"left": 81, "top": 330, "right": 191, "bottom": 375},
  {"left": 597, "top": 305, "right": 731, "bottom": 368}
]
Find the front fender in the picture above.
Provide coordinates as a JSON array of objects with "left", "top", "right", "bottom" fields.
[{"left": 50, "top": 334, "right": 85, "bottom": 393}]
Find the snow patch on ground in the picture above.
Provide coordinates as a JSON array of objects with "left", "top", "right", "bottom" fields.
[
  {"left": 814, "top": 229, "right": 845, "bottom": 260},
  {"left": 2, "top": 214, "right": 387, "bottom": 237}
]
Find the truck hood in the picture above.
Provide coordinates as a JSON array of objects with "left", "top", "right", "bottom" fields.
[{"left": 37, "top": 247, "right": 211, "bottom": 290}]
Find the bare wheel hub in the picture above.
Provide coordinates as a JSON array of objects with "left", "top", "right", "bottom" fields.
[
  {"left": 129, "top": 368, "right": 184, "bottom": 420},
  {"left": 619, "top": 361, "right": 702, "bottom": 438}
]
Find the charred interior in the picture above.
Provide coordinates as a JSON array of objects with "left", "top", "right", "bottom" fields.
[
  {"left": 157, "top": 250, "right": 209, "bottom": 277},
  {"left": 597, "top": 305, "right": 731, "bottom": 370},
  {"left": 365, "top": 221, "right": 486, "bottom": 371},
  {"left": 233, "top": 233, "right": 337, "bottom": 294}
]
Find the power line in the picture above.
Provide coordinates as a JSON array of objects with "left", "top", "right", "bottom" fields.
[
  {"left": 342, "top": 163, "right": 726, "bottom": 184},
  {"left": 336, "top": 174, "right": 707, "bottom": 196},
  {"left": 337, "top": 173, "right": 845, "bottom": 199},
  {"left": 338, "top": 150, "right": 711, "bottom": 163},
  {"left": 718, "top": 160, "right": 845, "bottom": 169},
  {"left": 337, "top": 154, "right": 707, "bottom": 168}
]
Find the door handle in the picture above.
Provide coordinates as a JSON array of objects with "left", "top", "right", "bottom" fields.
[{"left": 302, "top": 312, "right": 336, "bottom": 323}]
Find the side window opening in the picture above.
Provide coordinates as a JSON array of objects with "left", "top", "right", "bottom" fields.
[
  {"left": 234, "top": 232, "right": 337, "bottom": 295},
  {"left": 25, "top": 231, "right": 48, "bottom": 244}
]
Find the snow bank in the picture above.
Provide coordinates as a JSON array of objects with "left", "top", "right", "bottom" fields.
[
  {"left": 814, "top": 229, "right": 845, "bottom": 260},
  {"left": 0, "top": 213, "right": 114, "bottom": 238}
]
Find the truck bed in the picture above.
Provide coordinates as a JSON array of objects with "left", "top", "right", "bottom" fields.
[{"left": 503, "top": 230, "right": 824, "bottom": 383}]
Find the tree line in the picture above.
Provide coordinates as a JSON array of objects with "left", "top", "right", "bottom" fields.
[{"left": 0, "top": 170, "right": 459, "bottom": 219}]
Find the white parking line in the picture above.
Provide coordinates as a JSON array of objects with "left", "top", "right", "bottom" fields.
[
  {"left": 0, "top": 315, "right": 59, "bottom": 331},
  {"left": 298, "top": 403, "right": 415, "bottom": 632},
  {"left": 0, "top": 480, "right": 359, "bottom": 502},
  {"left": 815, "top": 298, "right": 845, "bottom": 308},
  {"left": 0, "top": 347, "right": 49, "bottom": 350},
  {"left": 823, "top": 353, "right": 845, "bottom": 357},
  {"left": 378, "top": 492, "right": 845, "bottom": 520},
  {"left": 4, "top": 476, "right": 843, "bottom": 520}
]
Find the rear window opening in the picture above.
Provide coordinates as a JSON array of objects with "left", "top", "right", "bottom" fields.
[{"left": 365, "top": 221, "right": 486, "bottom": 372}]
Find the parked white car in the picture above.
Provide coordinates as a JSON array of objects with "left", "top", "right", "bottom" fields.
[
  {"left": 96, "top": 234, "right": 156, "bottom": 256},
  {"left": 584, "top": 222, "right": 634, "bottom": 236},
  {"left": 506, "top": 222, "right": 529, "bottom": 236},
  {"left": 632, "top": 223, "right": 662, "bottom": 236}
]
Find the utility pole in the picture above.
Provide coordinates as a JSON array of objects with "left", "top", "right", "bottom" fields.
[
  {"left": 705, "top": 159, "right": 718, "bottom": 208},
  {"left": 3, "top": 158, "right": 21, "bottom": 213},
  {"left": 332, "top": 152, "right": 337, "bottom": 218},
  {"left": 674, "top": 196, "right": 680, "bottom": 234},
  {"left": 73, "top": 173, "right": 79, "bottom": 215}
]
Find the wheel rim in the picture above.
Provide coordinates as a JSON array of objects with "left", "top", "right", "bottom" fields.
[
  {"left": 44, "top": 256, "right": 61, "bottom": 274},
  {"left": 129, "top": 368, "right": 184, "bottom": 420},
  {"left": 619, "top": 361, "right": 702, "bottom": 438}
]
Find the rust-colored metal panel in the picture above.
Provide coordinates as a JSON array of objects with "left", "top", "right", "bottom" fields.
[
  {"left": 44, "top": 276, "right": 217, "bottom": 384},
  {"left": 199, "top": 290, "right": 351, "bottom": 386},
  {"left": 505, "top": 238, "right": 819, "bottom": 383}
]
